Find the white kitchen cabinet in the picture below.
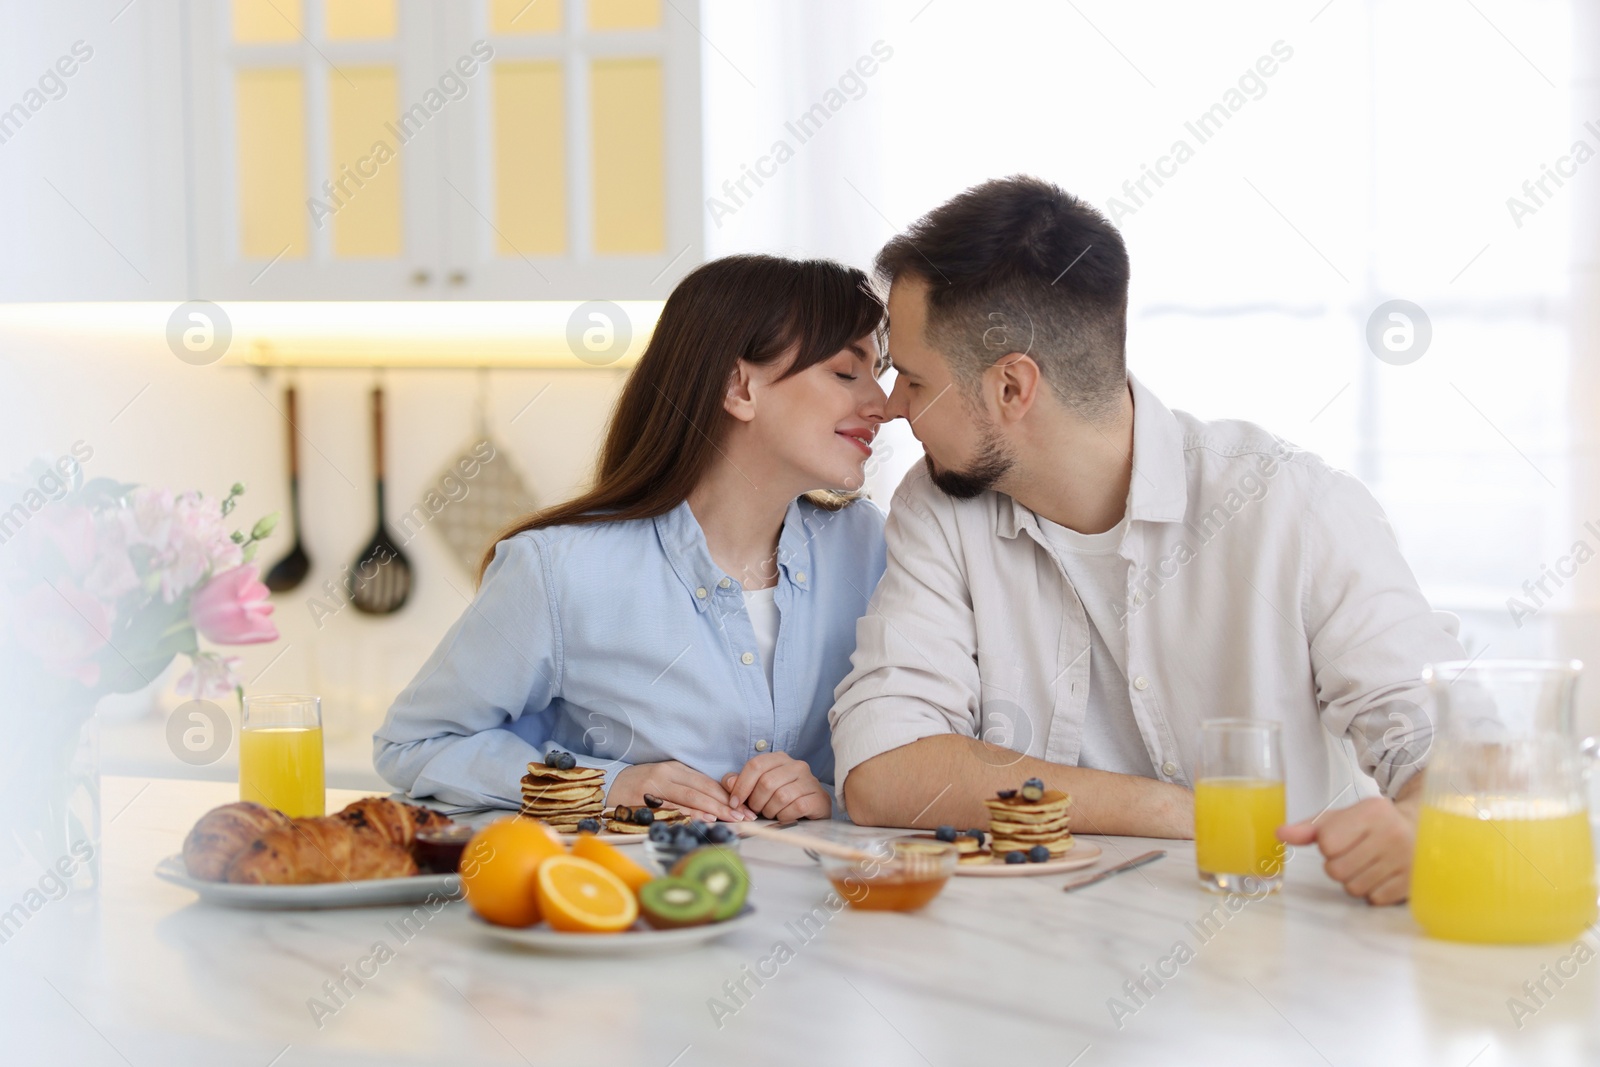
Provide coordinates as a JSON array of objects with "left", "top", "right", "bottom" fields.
[
  {"left": 183, "top": 0, "right": 702, "bottom": 300},
  {"left": 437, "top": 0, "right": 704, "bottom": 299}
]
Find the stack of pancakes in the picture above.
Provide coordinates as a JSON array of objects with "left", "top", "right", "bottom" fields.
[
  {"left": 984, "top": 788, "right": 1074, "bottom": 858},
  {"left": 519, "top": 762, "right": 605, "bottom": 831}
]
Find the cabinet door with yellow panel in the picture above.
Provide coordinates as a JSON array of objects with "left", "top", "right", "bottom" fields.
[
  {"left": 186, "top": 0, "right": 701, "bottom": 300},
  {"left": 187, "top": 0, "right": 445, "bottom": 298},
  {"left": 434, "top": 0, "right": 702, "bottom": 300}
]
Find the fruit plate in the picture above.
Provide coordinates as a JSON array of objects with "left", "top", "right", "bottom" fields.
[
  {"left": 953, "top": 839, "right": 1103, "bottom": 877},
  {"left": 154, "top": 855, "right": 460, "bottom": 909},
  {"left": 470, "top": 906, "right": 757, "bottom": 955}
]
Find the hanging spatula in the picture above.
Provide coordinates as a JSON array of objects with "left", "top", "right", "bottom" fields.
[
  {"left": 348, "top": 386, "right": 412, "bottom": 614},
  {"left": 264, "top": 385, "right": 312, "bottom": 592}
]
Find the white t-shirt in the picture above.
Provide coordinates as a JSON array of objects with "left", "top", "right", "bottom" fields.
[
  {"left": 742, "top": 585, "right": 779, "bottom": 696},
  {"left": 1036, "top": 513, "right": 1155, "bottom": 777}
]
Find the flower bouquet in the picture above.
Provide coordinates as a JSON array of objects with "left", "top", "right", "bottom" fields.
[
  {"left": 0, "top": 460, "right": 281, "bottom": 885},
  {"left": 2, "top": 476, "right": 281, "bottom": 705}
]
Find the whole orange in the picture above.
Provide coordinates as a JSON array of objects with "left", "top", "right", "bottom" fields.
[{"left": 459, "top": 817, "right": 567, "bottom": 927}]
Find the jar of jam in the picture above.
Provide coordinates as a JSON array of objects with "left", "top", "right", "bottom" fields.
[{"left": 413, "top": 824, "right": 475, "bottom": 874}]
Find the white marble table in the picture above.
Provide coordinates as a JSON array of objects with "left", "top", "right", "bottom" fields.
[{"left": 3, "top": 776, "right": 1597, "bottom": 1067}]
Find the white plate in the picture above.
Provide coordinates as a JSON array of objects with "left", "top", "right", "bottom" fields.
[
  {"left": 155, "top": 855, "right": 460, "bottom": 909},
  {"left": 471, "top": 906, "right": 757, "bottom": 955},
  {"left": 954, "top": 839, "right": 1102, "bottom": 877}
]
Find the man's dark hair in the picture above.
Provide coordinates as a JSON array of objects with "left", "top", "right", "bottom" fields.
[{"left": 875, "top": 175, "right": 1131, "bottom": 421}]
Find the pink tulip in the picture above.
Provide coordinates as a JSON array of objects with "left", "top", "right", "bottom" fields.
[{"left": 189, "top": 564, "right": 278, "bottom": 644}]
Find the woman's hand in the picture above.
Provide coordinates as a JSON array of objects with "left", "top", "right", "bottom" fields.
[
  {"left": 610, "top": 761, "right": 755, "bottom": 823},
  {"left": 722, "top": 752, "right": 832, "bottom": 821}
]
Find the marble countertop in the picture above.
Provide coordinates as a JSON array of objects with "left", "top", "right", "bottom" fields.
[{"left": 4, "top": 776, "right": 1597, "bottom": 1067}]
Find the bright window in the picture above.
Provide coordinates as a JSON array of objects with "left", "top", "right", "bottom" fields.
[{"left": 702, "top": 0, "right": 1577, "bottom": 656}]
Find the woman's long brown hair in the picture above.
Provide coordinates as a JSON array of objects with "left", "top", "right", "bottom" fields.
[{"left": 478, "top": 254, "right": 886, "bottom": 582}]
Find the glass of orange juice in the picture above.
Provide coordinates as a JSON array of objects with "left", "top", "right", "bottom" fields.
[
  {"left": 1410, "top": 660, "right": 1597, "bottom": 944},
  {"left": 1195, "top": 719, "right": 1286, "bottom": 895},
  {"left": 239, "top": 694, "right": 325, "bottom": 817}
]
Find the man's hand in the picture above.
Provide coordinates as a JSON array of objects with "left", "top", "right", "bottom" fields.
[
  {"left": 1278, "top": 784, "right": 1421, "bottom": 906},
  {"left": 610, "top": 761, "right": 754, "bottom": 823},
  {"left": 722, "top": 752, "right": 831, "bottom": 821}
]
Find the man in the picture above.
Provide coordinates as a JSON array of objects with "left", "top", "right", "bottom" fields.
[{"left": 829, "top": 175, "right": 1464, "bottom": 905}]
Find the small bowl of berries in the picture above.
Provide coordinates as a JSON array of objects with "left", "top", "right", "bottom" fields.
[{"left": 642, "top": 819, "right": 741, "bottom": 875}]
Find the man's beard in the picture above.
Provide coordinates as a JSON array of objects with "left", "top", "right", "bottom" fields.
[{"left": 925, "top": 425, "right": 1014, "bottom": 499}]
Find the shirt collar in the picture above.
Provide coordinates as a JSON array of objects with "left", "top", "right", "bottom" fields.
[
  {"left": 998, "top": 372, "right": 1189, "bottom": 539},
  {"left": 1123, "top": 373, "right": 1189, "bottom": 523},
  {"left": 655, "top": 499, "right": 815, "bottom": 612},
  {"left": 774, "top": 499, "right": 817, "bottom": 591}
]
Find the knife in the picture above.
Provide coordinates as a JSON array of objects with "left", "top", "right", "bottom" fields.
[{"left": 1061, "top": 849, "right": 1166, "bottom": 892}]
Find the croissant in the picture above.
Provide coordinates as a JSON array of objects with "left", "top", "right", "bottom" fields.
[
  {"left": 182, "top": 801, "right": 295, "bottom": 881},
  {"left": 335, "top": 797, "right": 455, "bottom": 850},
  {"left": 225, "top": 816, "right": 417, "bottom": 884}
]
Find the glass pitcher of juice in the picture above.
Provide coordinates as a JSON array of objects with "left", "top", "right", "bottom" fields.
[
  {"left": 1410, "top": 660, "right": 1597, "bottom": 944},
  {"left": 239, "top": 694, "right": 326, "bottom": 818}
]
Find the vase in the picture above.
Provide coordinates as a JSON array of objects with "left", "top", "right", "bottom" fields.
[{"left": 1, "top": 701, "right": 101, "bottom": 900}]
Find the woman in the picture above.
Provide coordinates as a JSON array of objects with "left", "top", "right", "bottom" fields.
[{"left": 374, "top": 255, "right": 889, "bottom": 822}]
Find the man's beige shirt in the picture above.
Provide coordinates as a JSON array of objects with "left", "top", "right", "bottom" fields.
[{"left": 830, "top": 376, "right": 1466, "bottom": 820}]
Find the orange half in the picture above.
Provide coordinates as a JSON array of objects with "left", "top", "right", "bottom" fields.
[
  {"left": 571, "top": 833, "right": 653, "bottom": 894},
  {"left": 536, "top": 855, "right": 639, "bottom": 933}
]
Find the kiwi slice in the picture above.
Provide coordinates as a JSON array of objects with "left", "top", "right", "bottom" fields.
[
  {"left": 670, "top": 849, "right": 750, "bottom": 921},
  {"left": 638, "top": 877, "right": 718, "bottom": 930}
]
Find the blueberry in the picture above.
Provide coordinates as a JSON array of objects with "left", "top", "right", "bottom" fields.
[
  {"left": 965, "top": 830, "right": 986, "bottom": 846},
  {"left": 672, "top": 826, "right": 698, "bottom": 850},
  {"left": 648, "top": 822, "right": 673, "bottom": 843},
  {"left": 1004, "top": 851, "right": 1026, "bottom": 864},
  {"left": 934, "top": 825, "right": 958, "bottom": 843},
  {"left": 1028, "top": 845, "right": 1050, "bottom": 863},
  {"left": 1023, "top": 777, "right": 1045, "bottom": 790},
  {"left": 633, "top": 807, "right": 655, "bottom": 826},
  {"left": 544, "top": 750, "right": 567, "bottom": 768},
  {"left": 556, "top": 752, "right": 577, "bottom": 771},
  {"left": 1020, "top": 782, "right": 1045, "bottom": 802},
  {"left": 707, "top": 824, "right": 736, "bottom": 844},
  {"left": 996, "top": 789, "right": 1017, "bottom": 800},
  {"left": 576, "top": 817, "right": 601, "bottom": 834},
  {"left": 689, "top": 821, "right": 713, "bottom": 842}
]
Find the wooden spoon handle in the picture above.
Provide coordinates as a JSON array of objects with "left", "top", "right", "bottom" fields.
[
  {"left": 371, "top": 387, "right": 385, "bottom": 481},
  {"left": 734, "top": 822, "right": 874, "bottom": 862},
  {"left": 285, "top": 386, "right": 299, "bottom": 476}
]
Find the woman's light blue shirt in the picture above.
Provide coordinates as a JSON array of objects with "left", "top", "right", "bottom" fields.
[{"left": 373, "top": 497, "right": 887, "bottom": 811}]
